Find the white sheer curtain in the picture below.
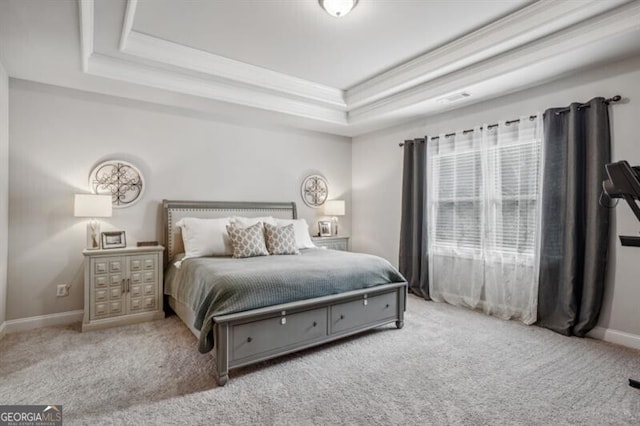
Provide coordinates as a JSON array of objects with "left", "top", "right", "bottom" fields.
[{"left": 427, "top": 115, "right": 542, "bottom": 324}]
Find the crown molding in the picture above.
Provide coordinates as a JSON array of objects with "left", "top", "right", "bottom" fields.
[
  {"left": 348, "top": 0, "right": 640, "bottom": 124},
  {"left": 78, "top": 0, "right": 94, "bottom": 72},
  {"left": 75, "top": 0, "right": 639, "bottom": 135},
  {"left": 119, "top": 0, "right": 137, "bottom": 51},
  {"left": 345, "top": 0, "right": 632, "bottom": 109},
  {"left": 86, "top": 54, "right": 348, "bottom": 124},
  {"left": 121, "top": 31, "right": 347, "bottom": 108}
]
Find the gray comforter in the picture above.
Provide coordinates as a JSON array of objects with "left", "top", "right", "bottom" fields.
[{"left": 164, "top": 248, "right": 406, "bottom": 353}]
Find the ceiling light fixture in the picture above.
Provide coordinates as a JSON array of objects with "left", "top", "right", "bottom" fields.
[{"left": 319, "top": 0, "right": 359, "bottom": 18}]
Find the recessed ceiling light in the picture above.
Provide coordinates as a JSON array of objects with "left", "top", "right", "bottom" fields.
[{"left": 319, "top": 0, "right": 359, "bottom": 18}]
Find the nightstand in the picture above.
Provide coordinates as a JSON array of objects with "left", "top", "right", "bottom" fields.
[
  {"left": 312, "top": 236, "right": 349, "bottom": 251},
  {"left": 82, "top": 246, "right": 165, "bottom": 331}
]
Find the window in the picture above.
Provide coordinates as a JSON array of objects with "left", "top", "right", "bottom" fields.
[
  {"left": 426, "top": 115, "right": 543, "bottom": 324},
  {"left": 486, "top": 137, "right": 541, "bottom": 255},
  {"left": 432, "top": 148, "right": 483, "bottom": 251},
  {"left": 428, "top": 118, "right": 542, "bottom": 258}
]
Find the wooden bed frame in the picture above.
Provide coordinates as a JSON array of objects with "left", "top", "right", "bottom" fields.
[{"left": 162, "top": 200, "right": 407, "bottom": 386}]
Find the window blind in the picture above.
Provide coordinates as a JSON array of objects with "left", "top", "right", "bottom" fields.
[{"left": 429, "top": 121, "right": 541, "bottom": 256}]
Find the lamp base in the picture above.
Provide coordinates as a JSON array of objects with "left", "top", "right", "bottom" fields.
[
  {"left": 86, "top": 220, "right": 101, "bottom": 250},
  {"left": 331, "top": 217, "right": 339, "bottom": 236}
]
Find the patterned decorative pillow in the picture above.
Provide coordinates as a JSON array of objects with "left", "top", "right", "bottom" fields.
[
  {"left": 226, "top": 222, "right": 269, "bottom": 258},
  {"left": 264, "top": 223, "right": 300, "bottom": 255}
]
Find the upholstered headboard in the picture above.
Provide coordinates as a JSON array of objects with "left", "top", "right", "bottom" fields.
[{"left": 162, "top": 200, "right": 297, "bottom": 265}]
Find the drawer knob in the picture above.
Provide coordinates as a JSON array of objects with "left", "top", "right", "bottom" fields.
[
  {"left": 385, "top": 304, "right": 389, "bottom": 308},
  {"left": 340, "top": 314, "right": 344, "bottom": 320},
  {"left": 313, "top": 321, "right": 317, "bottom": 327},
  {"left": 247, "top": 337, "right": 252, "bottom": 343}
]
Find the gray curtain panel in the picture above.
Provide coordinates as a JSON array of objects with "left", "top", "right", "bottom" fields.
[
  {"left": 537, "top": 97, "right": 611, "bottom": 336},
  {"left": 399, "top": 138, "right": 429, "bottom": 299}
]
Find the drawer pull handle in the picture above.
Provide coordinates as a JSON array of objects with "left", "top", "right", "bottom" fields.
[
  {"left": 385, "top": 304, "right": 389, "bottom": 308},
  {"left": 340, "top": 314, "right": 344, "bottom": 320},
  {"left": 313, "top": 321, "right": 317, "bottom": 327},
  {"left": 247, "top": 337, "right": 252, "bottom": 343}
]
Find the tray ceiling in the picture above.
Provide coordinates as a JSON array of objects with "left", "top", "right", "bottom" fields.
[
  {"left": 1, "top": 0, "right": 639, "bottom": 136},
  {"left": 131, "top": 0, "right": 529, "bottom": 89}
]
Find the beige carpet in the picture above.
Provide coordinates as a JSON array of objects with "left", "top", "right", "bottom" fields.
[{"left": 1, "top": 295, "right": 639, "bottom": 425}]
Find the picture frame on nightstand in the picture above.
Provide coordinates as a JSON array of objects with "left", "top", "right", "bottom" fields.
[
  {"left": 101, "top": 231, "right": 126, "bottom": 249},
  {"left": 318, "top": 221, "right": 332, "bottom": 237}
]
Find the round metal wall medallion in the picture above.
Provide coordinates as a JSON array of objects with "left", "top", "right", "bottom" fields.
[
  {"left": 301, "top": 174, "right": 329, "bottom": 208},
  {"left": 89, "top": 160, "right": 145, "bottom": 208}
]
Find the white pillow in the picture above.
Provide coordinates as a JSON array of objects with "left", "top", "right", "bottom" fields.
[
  {"left": 176, "top": 217, "right": 232, "bottom": 258},
  {"left": 275, "top": 218, "right": 316, "bottom": 249},
  {"left": 231, "top": 216, "right": 277, "bottom": 227}
]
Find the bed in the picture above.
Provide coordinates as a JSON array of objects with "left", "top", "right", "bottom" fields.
[{"left": 162, "top": 200, "right": 407, "bottom": 386}]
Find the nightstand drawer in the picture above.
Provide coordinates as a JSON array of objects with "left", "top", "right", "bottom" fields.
[
  {"left": 95, "top": 289, "right": 108, "bottom": 302},
  {"left": 130, "top": 297, "right": 142, "bottom": 311},
  {"left": 143, "top": 258, "right": 155, "bottom": 270},
  {"left": 143, "top": 283, "right": 154, "bottom": 296},
  {"left": 312, "top": 236, "right": 349, "bottom": 251},
  {"left": 110, "top": 287, "right": 122, "bottom": 300},
  {"left": 95, "top": 276, "right": 108, "bottom": 288},
  {"left": 130, "top": 296, "right": 155, "bottom": 312},
  {"left": 95, "top": 302, "right": 108, "bottom": 316},
  {"left": 143, "top": 296, "right": 155, "bottom": 310},
  {"left": 109, "top": 260, "right": 122, "bottom": 273},
  {"left": 130, "top": 284, "right": 142, "bottom": 297},
  {"left": 94, "top": 261, "right": 108, "bottom": 274},
  {"left": 130, "top": 272, "right": 142, "bottom": 284},
  {"left": 130, "top": 259, "right": 143, "bottom": 271},
  {"left": 109, "top": 301, "right": 123, "bottom": 315},
  {"left": 130, "top": 271, "right": 154, "bottom": 284},
  {"left": 130, "top": 256, "right": 156, "bottom": 272}
]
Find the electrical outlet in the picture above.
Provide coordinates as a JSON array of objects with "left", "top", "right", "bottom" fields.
[{"left": 56, "top": 284, "right": 69, "bottom": 297}]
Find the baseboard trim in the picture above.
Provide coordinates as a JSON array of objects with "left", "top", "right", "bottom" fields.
[
  {"left": 0, "top": 321, "right": 6, "bottom": 340},
  {"left": 588, "top": 326, "right": 640, "bottom": 350},
  {"left": 4, "top": 310, "right": 84, "bottom": 334}
]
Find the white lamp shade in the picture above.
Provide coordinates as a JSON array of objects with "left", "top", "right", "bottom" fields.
[
  {"left": 324, "top": 200, "right": 345, "bottom": 216},
  {"left": 74, "top": 194, "right": 112, "bottom": 218},
  {"left": 319, "top": 0, "right": 358, "bottom": 17}
]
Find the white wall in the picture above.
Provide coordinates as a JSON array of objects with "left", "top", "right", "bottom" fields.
[
  {"left": 0, "top": 61, "right": 8, "bottom": 335},
  {"left": 7, "top": 80, "right": 351, "bottom": 321},
  {"left": 352, "top": 54, "right": 640, "bottom": 340}
]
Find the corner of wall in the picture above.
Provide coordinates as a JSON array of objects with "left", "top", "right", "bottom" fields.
[{"left": 0, "top": 59, "right": 9, "bottom": 331}]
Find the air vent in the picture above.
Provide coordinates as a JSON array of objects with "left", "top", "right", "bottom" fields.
[{"left": 436, "top": 92, "right": 471, "bottom": 104}]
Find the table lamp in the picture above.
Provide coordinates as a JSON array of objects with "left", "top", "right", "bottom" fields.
[
  {"left": 324, "top": 200, "right": 345, "bottom": 236},
  {"left": 74, "top": 194, "right": 112, "bottom": 250}
]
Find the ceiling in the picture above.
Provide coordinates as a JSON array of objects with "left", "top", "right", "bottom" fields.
[
  {"left": 0, "top": 0, "right": 639, "bottom": 136},
  {"left": 131, "top": 0, "right": 529, "bottom": 89}
]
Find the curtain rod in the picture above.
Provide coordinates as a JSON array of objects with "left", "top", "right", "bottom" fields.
[{"left": 398, "top": 95, "right": 622, "bottom": 147}]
